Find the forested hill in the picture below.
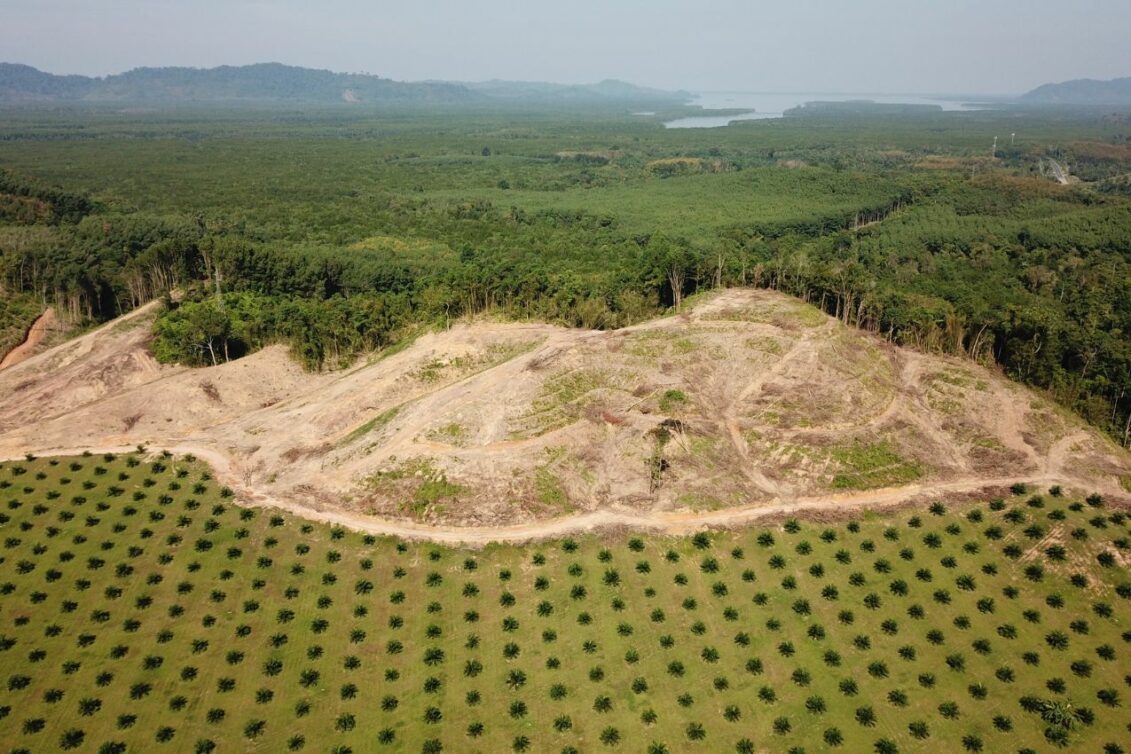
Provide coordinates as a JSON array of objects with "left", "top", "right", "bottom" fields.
[
  {"left": 1022, "top": 77, "right": 1131, "bottom": 106},
  {"left": 0, "top": 63, "right": 477, "bottom": 104},
  {"left": 0, "top": 63, "right": 690, "bottom": 105}
]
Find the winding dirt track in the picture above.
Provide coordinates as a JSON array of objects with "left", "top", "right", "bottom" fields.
[
  {"left": 0, "top": 308, "right": 56, "bottom": 370},
  {"left": 0, "top": 442, "right": 1100, "bottom": 545}
]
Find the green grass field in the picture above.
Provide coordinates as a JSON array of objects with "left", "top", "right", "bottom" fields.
[{"left": 0, "top": 452, "right": 1128, "bottom": 753}]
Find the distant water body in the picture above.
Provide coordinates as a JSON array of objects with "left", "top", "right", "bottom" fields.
[{"left": 663, "top": 91, "right": 984, "bottom": 128}]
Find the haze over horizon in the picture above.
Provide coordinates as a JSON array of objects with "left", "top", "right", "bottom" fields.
[{"left": 3, "top": 0, "right": 1131, "bottom": 96}]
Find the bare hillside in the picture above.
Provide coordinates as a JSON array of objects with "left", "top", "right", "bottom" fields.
[{"left": 1, "top": 289, "right": 1127, "bottom": 530}]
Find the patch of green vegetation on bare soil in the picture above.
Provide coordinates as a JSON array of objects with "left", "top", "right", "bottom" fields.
[
  {"left": 831, "top": 440, "right": 924, "bottom": 490},
  {"left": 364, "top": 457, "right": 465, "bottom": 515},
  {"left": 343, "top": 405, "right": 401, "bottom": 445},
  {"left": 513, "top": 367, "right": 635, "bottom": 439}
]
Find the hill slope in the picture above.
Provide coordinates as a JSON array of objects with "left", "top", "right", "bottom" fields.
[
  {"left": 1021, "top": 76, "right": 1131, "bottom": 106},
  {"left": 0, "top": 289, "right": 1127, "bottom": 533},
  {"left": 0, "top": 62, "right": 480, "bottom": 104},
  {"left": 0, "top": 63, "right": 688, "bottom": 105}
]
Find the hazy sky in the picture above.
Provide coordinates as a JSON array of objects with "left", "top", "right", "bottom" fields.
[{"left": 3, "top": 0, "right": 1131, "bottom": 94}]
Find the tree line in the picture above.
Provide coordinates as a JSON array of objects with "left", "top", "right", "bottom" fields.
[{"left": 1, "top": 166, "right": 1128, "bottom": 445}]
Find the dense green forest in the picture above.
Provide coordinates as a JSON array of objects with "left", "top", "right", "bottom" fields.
[{"left": 0, "top": 105, "right": 1129, "bottom": 443}]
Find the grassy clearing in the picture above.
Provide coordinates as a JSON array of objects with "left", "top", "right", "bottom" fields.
[
  {"left": 514, "top": 368, "right": 633, "bottom": 439},
  {"left": 412, "top": 340, "right": 542, "bottom": 385},
  {"left": 0, "top": 454, "right": 1129, "bottom": 754},
  {"left": 745, "top": 336, "right": 786, "bottom": 356},
  {"left": 369, "top": 330, "right": 424, "bottom": 364},
  {"left": 931, "top": 369, "right": 988, "bottom": 393},
  {"left": 622, "top": 332, "right": 698, "bottom": 363},
  {"left": 714, "top": 300, "right": 827, "bottom": 330},
  {"left": 830, "top": 440, "right": 924, "bottom": 490},
  {"left": 674, "top": 492, "right": 725, "bottom": 511},
  {"left": 364, "top": 458, "right": 465, "bottom": 515},
  {"left": 972, "top": 437, "right": 1008, "bottom": 451},
  {"left": 425, "top": 423, "right": 468, "bottom": 447},
  {"left": 658, "top": 390, "right": 687, "bottom": 414},
  {"left": 927, "top": 368, "right": 990, "bottom": 418},
  {"left": 534, "top": 467, "right": 571, "bottom": 511},
  {"left": 343, "top": 406, "right": 401, "bottom": 445}
]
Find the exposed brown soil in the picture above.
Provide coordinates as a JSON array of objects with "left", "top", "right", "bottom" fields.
[
  {"left": 1, "top": 289, "right": 1128, "bottom": 540},
  {"left": 0, "top": 307, "right": 56, "bottom": 370}
]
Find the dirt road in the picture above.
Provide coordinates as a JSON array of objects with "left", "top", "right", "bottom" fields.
[
  {"left": 0, "top": 308, "right": 56, "bottom": 370},
  {"left": 1, "top": 442, "right": 1116, "bottom": 545}
]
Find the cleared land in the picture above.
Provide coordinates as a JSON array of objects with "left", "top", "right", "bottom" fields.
[
  {"left": 0, "top": 452, "right": 1127, "bottom": 753},
  {"left": 0, "top": 289, "right": 1127, "bottom": 537}
]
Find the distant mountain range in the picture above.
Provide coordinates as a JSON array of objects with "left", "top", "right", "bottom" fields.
[
  {"left": 0, "top": 63, "right": 689, "bottom": 106},
  {"left": 1021, "top": 77, "right": 1131, "bottom": 106}
]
